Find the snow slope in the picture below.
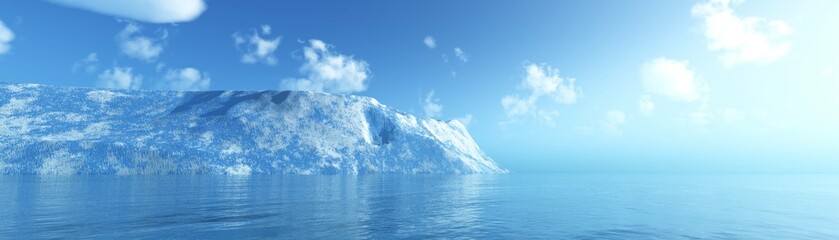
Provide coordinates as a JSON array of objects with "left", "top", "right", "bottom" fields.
[{"left": 0, "top": 83, "right": 505, "bottom": 174}]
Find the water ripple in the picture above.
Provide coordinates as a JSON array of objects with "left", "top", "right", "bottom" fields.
[{"left": 1, "top": 174, "right": 839, "bottom": 239}]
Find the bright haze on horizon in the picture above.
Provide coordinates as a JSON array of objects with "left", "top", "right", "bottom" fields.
[{"left": 0, "top": 0, "right": 837, "bottom": 173}]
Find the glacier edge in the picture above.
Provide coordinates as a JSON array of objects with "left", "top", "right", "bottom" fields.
[{"left": 0, "top": 83, "right": 506, "bottom": 174}]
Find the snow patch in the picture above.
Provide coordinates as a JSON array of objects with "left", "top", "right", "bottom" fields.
[
  {"left": 395, "top": 113, "right": 419, "bottom": 128},
  {"left": 1, "top": 97, "right": 36, "bottom": 115},
  {"left": 3, "top": 84, "right": 40, "bottom": 93},
  {"left": 0, "top": 115, "right": 46, "bottom": 136},
  {"left": 41, "top": 130, "right": 85, "bottom": 141},
  {"left": 63, "top": 112, "right": 86, "bottom": 122},
  {"left": 86, "top": 90, "right": 126, "bottom": 104},
  {"left": 84, "top": 122, "right": 111, "bottom": 136},
  {"left": 0, "top": 161, "right": 14, "bottom": 172},
  {"left": 221, "top": 142, "right": 243, "bottom": 155},
  {"left": 225, "top": 164, "right": 252, "bottom": 175},
  {"left": 37, "top": 150, "right": 82, "bottom": 175},
  {"left": 200, "top": 131, "right": 213, "bottom": 145},
  {"left": 5, "top": 85, "right": 24, "bottom": 93}
]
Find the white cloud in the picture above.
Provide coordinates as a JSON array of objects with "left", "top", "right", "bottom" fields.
[
  {"left": 683, "top": 97, "right": 712, "bottom": 126},
  {"left": 117, "top": 23, "right": 165, "bottom": 62},
  {"left": 280, "top": 39, "right": 370, "bottom": 94},
  {"left": 261, "top": 25, "right": 271, "bottom": 35},
  {"left": 642, "top": 58, "right": 716, "bottom": 128},
  {"left": 639, "top": 94, "right": 655, "bottom": 116},
  {"left": 155, "top": 62, "right": 166, "bottom": 72},
  {"left": 454, "top": 47, "right": 468, "bottom": 62},
  {"left": 501, "top": 63, "right": 581, "bottom": 124},
  {"left": 524, "top": 64, "right": 581, "bottom": 104},
  {"left": 641, "top": 58, "right": 706, "bottom": 102},
  {"left": 158, "top": 67, "right": 210, "bottom": 91},
  {"left": 536, "top": 110, "right": 560, "bottom": 128},
  {"left": 73, "top": 53, "right": 99, "bottom": 73},
  {"left": 686, "top": 111, "right": 710, "bottom": 126},
  {"left": 603, "top": 110, "right": 626, "bottom": 135},
  {"left": 47, "top": 0, "right": 206, "bottom": 23},
  {"left": 721, "top": 107, "right": 745, "bottom": 123},
  {"left": 420, "top": 90, "right": 473, "bottom": 126},
  {"left": 97, "top": 67, "right": 142, "bottom": 89},
  {"left": 233, "top": 25, "right": 281, "bottom": 65},
  {"left": 501, "top": 95, "right": 533, "bottom": 118},
  {"left": 423, "top": 36, "right": 436, "bottom": 49},
  {"left": 0, "top": 20, "right": 14, "bottom": 55},
  {"left": 692, "top": 0, "right": 792, "bottom": 67},
  {"left": 423, "top": 90, "right": 443, "bottom": 118}
]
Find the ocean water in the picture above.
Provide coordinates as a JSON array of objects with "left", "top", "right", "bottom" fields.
[{"left": 1, "top": 174, "right": 838, "bottom": 239}]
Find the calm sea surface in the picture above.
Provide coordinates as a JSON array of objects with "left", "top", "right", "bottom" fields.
[{"left": 1, "top": 174, "right": 838, "bottom": 239}]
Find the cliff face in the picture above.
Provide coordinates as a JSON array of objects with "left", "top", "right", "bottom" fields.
[{"left": 0, "top": 83, "right": 505, "bottom": 174}]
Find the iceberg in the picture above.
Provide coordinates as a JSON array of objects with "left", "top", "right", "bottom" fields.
[{"left": 0, "top": 83, "right": 505, "bottom": 174}]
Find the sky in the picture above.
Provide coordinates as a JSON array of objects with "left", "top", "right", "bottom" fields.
[{"left": 1, "top": 0, "right": 837, "bottom": 173}]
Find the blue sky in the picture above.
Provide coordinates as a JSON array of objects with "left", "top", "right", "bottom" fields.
[{"left": 1, "top": 0, "right": 837, "bottom": 172}]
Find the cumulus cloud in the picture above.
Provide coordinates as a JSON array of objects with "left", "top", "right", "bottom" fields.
[
  {"left": 0, "top": 20, "right": 14, "bottom": 55},
  {"left": 641, "top": 58, "right": 706, "bottom": 102},
  {"left": 423, "top": 36, "right": 436, "bottom": 49},
  {"left": 117, "top": 23, "right": 165, "bottom": 62},
  {"left": 692, "top": 0, "right": 792, "bottom": 67},
  {"left": 501, "top": 63, "right": 581, "bottom": 124},
  {"left": 47, "top": 0, "right": 206, "bottom": 23},
  {"left": 536, "top": 110, "right": 560, "bottom": 128},
  {"left": 642, "top": 58, "right": 716, "bottom": 127},
  {"left": 423, "top": 90, "right": 443, "bottom": 118},
  {"left": 639, "top": 94, "right": 655, "bottom": 116},
  {"left": 500, "top": 95, "right": 533, "bottom": 118},
  {"left": 603, "top": 110, "right": 626, "bottom": 135},
  {"left": 97, "top": 67, "right": 142, "bottom": 89},
  {"left": 261, "top": 25, "right": 271, "bottom": 35},
  {"left": 158, "top": 67, "right": 210, "bottom": 91},
  {"left": 454, "top": 47, "right": 468, "bottom": 62},
  {"left": 233, "top": 25, "right": 281, "bottom": 65},
  {"left": 280, "top": 39, "right": 371, "bottom": 94},
  {"left": 420, "top": 90, "right": 473, "bottom": 126},
  {"left": 73, "top": 53, "right": 99, "bottom": 73}
]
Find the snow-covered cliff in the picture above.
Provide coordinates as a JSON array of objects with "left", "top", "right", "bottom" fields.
[{"left": 0, "top": 83, "right": 505, "bottom": 174}]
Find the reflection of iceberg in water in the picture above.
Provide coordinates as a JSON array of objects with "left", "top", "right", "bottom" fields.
[
  {"left": 208, "top": 176, "right": 252, "bottom": 230},
  {"left": 0, "top": 175, "right": 501, "bottom": 238},
  {"left": 215, "top": 175, "right": 496, "bottom": 238},
  {"left": 427, "top": 175, "right": 490, "bottom": 234},
  {"left": 358, "top": 174, "right": 497, "bottom": 238},
  {"left": 0, "top": 176, "right": 22, "bottom": 236},
  {"left": 33, "top": 177, "right": 79, "bottom": 238},
  {"left": 25, "top": 176, "right": 93, "bottom": 238}
]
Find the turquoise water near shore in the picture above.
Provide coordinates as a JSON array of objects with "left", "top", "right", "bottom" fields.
[{"left": 2, "top": 174, "right": 838, "bottom": 239}]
